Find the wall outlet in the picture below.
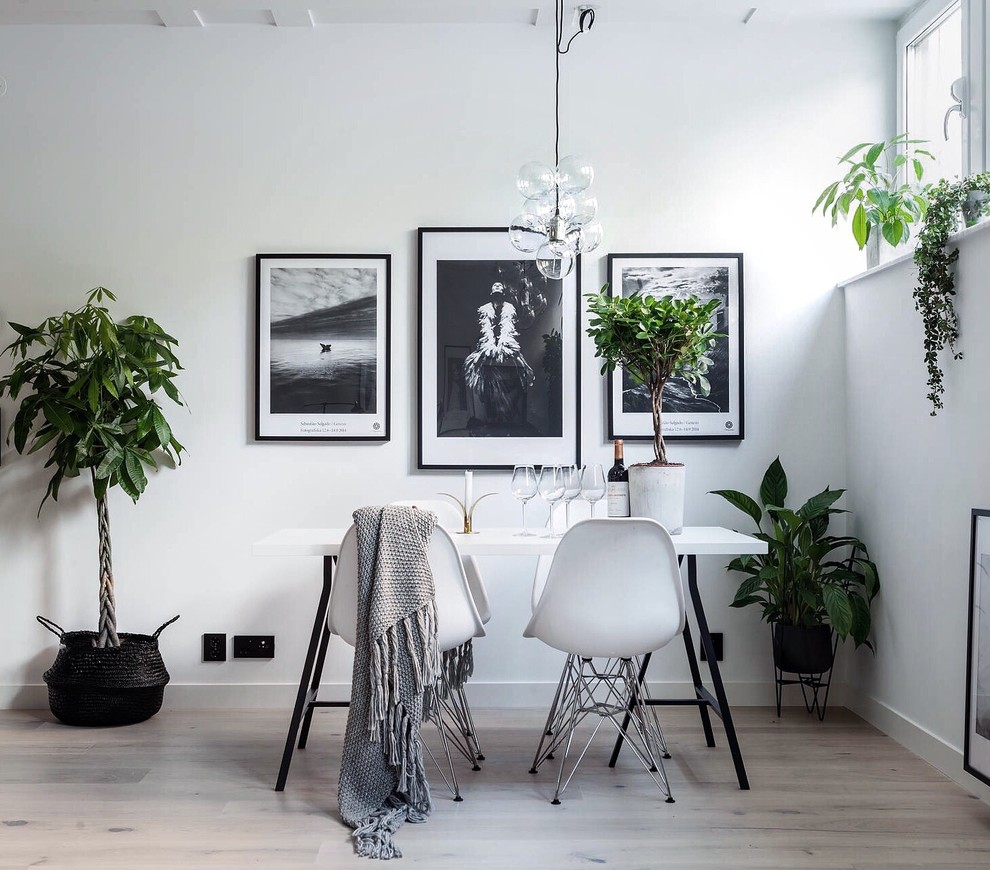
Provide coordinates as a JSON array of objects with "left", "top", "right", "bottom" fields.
[
  {"left": 233, "top": 635, "right": 275, "bottom": 659},
  {"left": 203, "top": 633, "right": 226, "bottom": 662},
  {"left": 700, "top": 632, "right": 724, "bottom": 662}
]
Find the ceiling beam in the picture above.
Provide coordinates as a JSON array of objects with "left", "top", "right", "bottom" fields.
[
  {"left": 272, "top": 7, "right": 315, "bottom": 27},
  {"left": 156, "top": 8, "right": 204, "bottom": 27}
]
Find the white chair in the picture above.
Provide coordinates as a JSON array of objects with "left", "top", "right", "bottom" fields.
[
  {"left": 328, "top": 521, "right": 487, "bottom": 800},
  {"left": 391, "top": 498, "right": 491, "bottom": 763},
  {"left": 523, "top": 518, "right": 685, "bottom": 805}
]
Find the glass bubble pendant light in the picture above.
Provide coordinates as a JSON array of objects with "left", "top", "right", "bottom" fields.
[{"left": 509, "top": 3, "right": 602, "bottom": 280}]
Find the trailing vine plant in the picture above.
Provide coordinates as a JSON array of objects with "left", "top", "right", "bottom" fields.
[{"left": 913, "top": 173, "right": 990, "bottom": 413}]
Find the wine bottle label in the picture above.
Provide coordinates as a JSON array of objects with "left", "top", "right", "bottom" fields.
[{"left": 606, "top": 481, "right": 630, "bottom": 517}]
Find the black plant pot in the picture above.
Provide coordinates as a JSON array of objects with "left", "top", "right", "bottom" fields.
[
  {"left": 772, "top": 623, "right": 835, "bottom": 674},
  {"left": 38, "top": 616, "right": 178, "bottom": 727}
]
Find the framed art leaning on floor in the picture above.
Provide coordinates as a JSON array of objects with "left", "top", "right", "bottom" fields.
[
  {"left": 255, "top": 253, "right": 390, "bottom": 441},
  {"left": 966, "top": 508, "right": 990, "bottom": 787},
  {"left": 418, "top": 227, "right": 580, "bottom": 469}
]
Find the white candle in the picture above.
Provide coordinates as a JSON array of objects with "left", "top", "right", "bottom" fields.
[{"left": 464, "top": 470, "right": 473, "bottom": 510}]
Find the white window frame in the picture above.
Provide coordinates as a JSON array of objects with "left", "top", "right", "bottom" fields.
[{"left": 897, "top": 0, "right": 986, "bottom": 175}]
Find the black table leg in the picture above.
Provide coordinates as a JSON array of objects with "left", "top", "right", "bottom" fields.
[
  {"left": 681, "top": 620, "right": 716, "bottom": 748},
  {"left": 686, "top": 555, "right": 749, "bottom": 790},
  {"left": 607, "top": 652, "right": 651, "bottom": 768},
  {"left": 274, "top": 555, "right": 335, "bottom": 792},
  {"left": 608, "top": 553, "right": 748, "bottom": 789},
  {"left": 298, "top": 622, "right": 333, "bottom": 750}
]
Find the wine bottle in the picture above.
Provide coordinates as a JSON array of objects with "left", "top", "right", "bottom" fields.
[{"left": 606, "top": 439, "right": 630, "bottom": 517}]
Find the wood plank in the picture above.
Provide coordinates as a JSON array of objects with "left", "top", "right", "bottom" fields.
[{"left": 0, "top": 707, "right": 988, "bottom": 869}]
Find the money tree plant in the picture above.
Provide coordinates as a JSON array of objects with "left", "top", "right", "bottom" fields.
[
  {"left": 0, "top": 288, "right": 185, "bottom": 648},
  {"left": 586, "top": 287, "right": 721, "bottom": 465}
]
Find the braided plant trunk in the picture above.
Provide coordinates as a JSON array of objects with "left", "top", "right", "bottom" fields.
[
  {"left": 96, "top": 489, "right": 119, "bottom": 649},
  {"left": 650, "top": 373, "right": 668, "bottom": 466}
]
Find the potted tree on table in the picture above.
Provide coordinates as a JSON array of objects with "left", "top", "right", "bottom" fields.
[
  {"left": 586, "top": 287, "right": 721, "bottom": 533},
  {"left": 710, "top": 458, "right": 879, "bottom": 718},
  {"left": 0, "top": 287, "right": 186, "bottom": 726}
]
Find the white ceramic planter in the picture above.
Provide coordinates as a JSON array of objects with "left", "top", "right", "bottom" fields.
[{"left": 628, "top": 464, "right": 686, "bottom": 534}]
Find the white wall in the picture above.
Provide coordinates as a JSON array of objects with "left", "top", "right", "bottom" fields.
[
  {"left": 0, "top": 19, "right": 893, "bottom": 707},
  {"left": 844, "top": 226, "right": 990, "bottom": 799}
]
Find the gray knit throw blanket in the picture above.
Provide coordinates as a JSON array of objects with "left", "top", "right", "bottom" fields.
[{"left": 338, "top": 504, "right": 441, "bottom": 860}]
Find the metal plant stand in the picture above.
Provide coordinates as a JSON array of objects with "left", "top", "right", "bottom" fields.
[{"left": 773, "top": 632, "right": 839, "bottom": 721}]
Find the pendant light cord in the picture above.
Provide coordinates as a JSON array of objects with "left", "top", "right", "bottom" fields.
[{"left": 554, "top": 3, "right": 595, "bottom": 186}]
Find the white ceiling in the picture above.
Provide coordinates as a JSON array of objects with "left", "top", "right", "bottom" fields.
[{"left": 0, "top": 1, "right": 920, "bottom": 28}]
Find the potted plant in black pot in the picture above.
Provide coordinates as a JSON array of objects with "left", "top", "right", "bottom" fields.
[
  {"left": 586, "top": 287, "right": 721, "bottom": 533},
  {"left": 0, "top": 287, "right": 185, "bottom": 726},
  {"left": 710, "top": 458, "right": 879, "bottom": 717}
]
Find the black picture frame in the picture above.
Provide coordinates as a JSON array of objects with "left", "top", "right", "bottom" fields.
[
  {"left": 605, "top": 252, "right": 744, "bottom": 442},
  {"left": 965, "top": 508, "right": 990, "bottom": 787},
  {"left": 255, "top": 253, "right": 390, "bottom": 442},
  {"left": 418, "top": 227, "right": 581, "bottom": 470}
]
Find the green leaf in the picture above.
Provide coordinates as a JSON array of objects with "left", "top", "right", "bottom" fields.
[
  {"left": 822, "top": 585, "right": 854, "bottom": 638},
  {"left": 797, "top": 488, "right": 845, "bottom": 521},
  {"left": 759, "top": 457, "right": 787, "bottom": 510},
  {"left": 42, "top": 401, "right": 74, "bottom": 434},
  {"left": 852, "top": 203, "right": 869, "bottom": 249},
  {"left": 151, "top": 406, "right": 172, "bottom": 449},
  {"left": 123, "top": 449, "right": 148, "bottom": 497},
  {"left": 94, "top": 448, "right": 124, "bottom": 480},
  {"left": 710, "top": 489, "right": 762, "bottom": 527},
  {"left": 732, "top": 574, "right": 765, "bottom": 605}
]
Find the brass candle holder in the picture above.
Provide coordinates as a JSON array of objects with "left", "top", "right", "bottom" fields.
[{"left": 439, "top": 492, "right": 495, "bottom": 534}]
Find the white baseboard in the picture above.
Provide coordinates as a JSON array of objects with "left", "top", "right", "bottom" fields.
[
  {"left": 845, "top": 687, "right": 990, "bottom": 803},
  {"left": 3, "top": 679, "right": 838, "bottom": 711}
]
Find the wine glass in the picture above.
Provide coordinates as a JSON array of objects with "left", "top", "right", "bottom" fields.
[
  {"left": 538, "top": 465, "right": 565, "bottom": 537},
  {"left": 510, "top": 465, "right": 539, "bottom": 537},
  {"left": 581, "top": 464, "right": 606, "bottom": 518},
  {"left": 561, "top": 464, "right": 582, "bottom": 527}
]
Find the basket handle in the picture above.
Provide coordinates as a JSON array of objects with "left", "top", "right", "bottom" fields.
[
  {"left": 36, "top": 616, "right": 65, "bottom": 639},
  {"left": 153, "top": 615, "right": 181, "bottom": 638}
]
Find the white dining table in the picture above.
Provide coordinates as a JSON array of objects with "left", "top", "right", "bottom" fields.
[{"left": 253, "top": 524, "right": 767, "bottom": 792}]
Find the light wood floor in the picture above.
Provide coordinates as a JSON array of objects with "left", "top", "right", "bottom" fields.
[{"left": 1, "top": 705, "right": 989, "bottom": 869}]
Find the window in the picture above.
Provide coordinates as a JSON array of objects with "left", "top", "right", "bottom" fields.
[
  {"left": 906, "top": 2, "right": 963, "bottom": 179},
  {"left": 897, "top": 0, "right": 985, "bottom": 179}
]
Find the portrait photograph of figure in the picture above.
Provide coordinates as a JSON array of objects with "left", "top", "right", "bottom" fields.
[
  {"left": 436, "top": 260, "right": 560, "bottom": 440},
  {"left": 418, "top": 228, "right": 579, "bottom": 468}
]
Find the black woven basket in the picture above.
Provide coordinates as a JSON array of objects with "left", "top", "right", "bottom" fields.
[{"left": 38, "top": 615, "right": 179, "bottom": 727}]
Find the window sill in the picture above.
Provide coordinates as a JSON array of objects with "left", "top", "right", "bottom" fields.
[{"left": 836, "top": 218, "right": 990, "bottom": 289}]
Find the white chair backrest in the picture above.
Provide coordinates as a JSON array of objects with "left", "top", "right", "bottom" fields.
[
  {"left": 390, "top": 499, "right": 492, "bottom": 625},
  {"left": 524, "top": 518, "right": 685, "bottom": 659},
  {"left": 328, "top": 520, "right": 485, "bottom": 654},
  {"left": 531, "top": 556, "right": 552, "bottom": 613}
]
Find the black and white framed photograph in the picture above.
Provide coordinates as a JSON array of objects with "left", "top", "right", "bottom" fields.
[
  {"left": 606, "top": 253, "right": 744, "bottom": 442},
  {"left": 965, "top": 508, "right": 990, "bottom": 787},
  {"left": 255, "top": 254, "right": 390, "bottom": 441},
  {"left": 418, "top": 228, "right": 580, "bottom": 469}
]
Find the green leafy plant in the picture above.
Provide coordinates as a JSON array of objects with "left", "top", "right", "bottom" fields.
[
  {"left": 710, "top": 458, "right": 879, "bottom": 649},
  {"left": 0, "top": 288, "right": 185, "bottom": 648},
  {"left": 813, "top": 133, "right": 933, "bottom": 249},
  {"left": 586, "top": 287, "right": 721, "bottom": 465},
  {"left": 912, "top": 172, "right": 990, "bottom": 414}
]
